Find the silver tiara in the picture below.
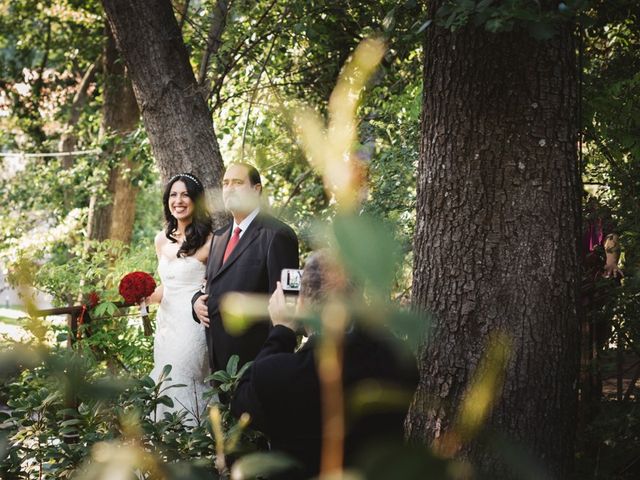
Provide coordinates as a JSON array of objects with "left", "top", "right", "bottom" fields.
[{"left": 170, "top": 173, "right": 202, "bottom": 188}]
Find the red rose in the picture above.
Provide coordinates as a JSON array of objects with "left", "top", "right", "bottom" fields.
[{"left": 118, "top": 271, "right": 156, "bottom": 304}]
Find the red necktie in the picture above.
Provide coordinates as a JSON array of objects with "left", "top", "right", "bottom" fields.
[{"left": 223, "top": 226, "right": 242, "bottom": 263}]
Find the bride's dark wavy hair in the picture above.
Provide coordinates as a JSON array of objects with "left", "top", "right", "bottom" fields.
[{"left": 163, "top": 173, "right": 213, "bottom": 258}]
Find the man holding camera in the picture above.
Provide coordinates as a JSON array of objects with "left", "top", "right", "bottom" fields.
[
  {"left": 231, "top": 251, "right": 418, "bottom": 477},
  {"left": 192, "top": 163, "right": 299, "bottom": 375}
]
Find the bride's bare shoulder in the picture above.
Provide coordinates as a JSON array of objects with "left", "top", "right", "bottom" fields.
[{"left": 154, "top": 231, "right": 168, "bottom": 253}]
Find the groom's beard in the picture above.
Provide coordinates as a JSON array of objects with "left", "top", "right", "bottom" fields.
[{"left": 224, "top": 193, "right": 259, "bottom": 213}]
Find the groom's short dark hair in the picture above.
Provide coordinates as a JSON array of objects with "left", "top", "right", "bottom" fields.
[{"left": 228, "top": 162, "right": 261, "bottom": 188}]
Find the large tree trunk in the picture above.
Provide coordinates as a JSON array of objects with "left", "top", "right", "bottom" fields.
[
  {"left": 87, "top": 25, "right": 140, "bottom": 242},
  {"left": 406, "top": 6, "right": 580, "bottom": 479},
  {"left": 100, "top": 0, "right": 225, "bottom": 195}
]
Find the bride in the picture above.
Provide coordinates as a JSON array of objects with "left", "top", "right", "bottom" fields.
[{"left": 145, "top": 172, "right": 212, "bottom": 425}]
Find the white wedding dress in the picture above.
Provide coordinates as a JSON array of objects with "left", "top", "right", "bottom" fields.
[{"left": 149, "top": 255, "right": 210, "bottom": 426}]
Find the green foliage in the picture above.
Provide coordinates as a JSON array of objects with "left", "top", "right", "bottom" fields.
[
  {"left": 0, "top": 343, "right": 257, "bottom": 478},
  {"left": 360, "top": 51, "right": 421, "bottom": 300},
  {"left": 0, "top": 0, "right": 103, "bottom": 146},
  {"left": 574, "top": 402, "right": 640, "bottom": 480},
  {"left": 581, "top": 0, "right": 640, "bottom": 375},
  {"left": 230, "top": 451, "right": 304, "bottom": 480},
  {"left": 434, "top": 0, "right": 589, "bottom": 39},
  {"left": 207, "top": 355, "right": 252, "bottom": 395},
  {"left": 190, "top": 0, "right": 424, "bottom": 259},
  {"left": 577, "top": 2, "right": 640, "bottom": 478}
]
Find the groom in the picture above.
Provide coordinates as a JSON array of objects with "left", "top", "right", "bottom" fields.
[{"left": 192, "top": 163, "right": 299, "bottom": 374}]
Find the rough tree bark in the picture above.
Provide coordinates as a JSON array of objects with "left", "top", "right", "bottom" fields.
[
  {"left": 406, "top": 5, "right": 580, "bottom": 479},
  {"left": 100, "top": 0, "right": 225, "bottom": 198},
  {"left": 87, "top": 25, "right": 140, "bottom": 242}
]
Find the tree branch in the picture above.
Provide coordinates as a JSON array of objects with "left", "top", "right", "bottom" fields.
[
  {"left": 213, "top": 80, "right": 318, "bottom": 110},
  {"left": 68, "top": 62, "right": 99, "bottom": 126},
  {"left": 170, "top": 2, "right": 210, "bottom": 42},
  {"left": 32, "top": 19, "right": 52, "bottom": 102},
  {"left": 58, "top": 60, "right": 100, "bottom": 168},
  {"left": 178, "top": 0, "right": 191, "bottom": 31},
  {"left": 277, "top": 170, "right": 314, "bottom": 215},
  {"left": 207, "top": 0, "right": 281, "bottom": 107},
  {"left": 197, "top": 0, "right": 230, "bottom": 86},
  {"left": 240, "top": 29, "right": 280, "bottom": 155}
]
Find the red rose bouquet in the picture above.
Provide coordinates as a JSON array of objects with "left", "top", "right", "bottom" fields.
[{"left": 119, "top": 271, "right": 156, "bottom": 336}]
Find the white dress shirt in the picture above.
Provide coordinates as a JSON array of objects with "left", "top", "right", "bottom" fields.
[{"left": 233, "top": 207, "right": 260, "bottom": 238}]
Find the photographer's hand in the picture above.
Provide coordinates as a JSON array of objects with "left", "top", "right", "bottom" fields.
[{"left": 269, "top": 282, "right": 297, "bottom": 331}]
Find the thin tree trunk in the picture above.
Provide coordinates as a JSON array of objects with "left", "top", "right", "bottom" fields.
[
  {"left": 198, "top": 0, "right": 230, "bottom": 87},
  {"left": 59, "top": 61, "right": 98, "bottom": 212},
  {"left": 406, "top": 5, "right": 580, "bottom": 479},
  {"left": 177, "top": 0, "right": 191, "bottom": 31},
  {"left": 87, "top": 24, "right": 140, "bottom": 242},
  {"left": 100, "top": 0, "right": 225, "bottom": 203},
  {"left": 58, "top": 62, "right": 98, "bottom": 164}
]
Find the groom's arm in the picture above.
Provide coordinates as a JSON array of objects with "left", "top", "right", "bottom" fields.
[{"left": 191, "top": 289, "right": 205, "bottom": 323}]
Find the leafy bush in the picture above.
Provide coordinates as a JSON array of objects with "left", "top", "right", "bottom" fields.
[{"left": 0, "top": 340, "right": 257, "bottom": 479}]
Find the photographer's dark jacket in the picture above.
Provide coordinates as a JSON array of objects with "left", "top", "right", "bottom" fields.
[{"left": 230, "top": 324, "right": 419, "bottom": 477}]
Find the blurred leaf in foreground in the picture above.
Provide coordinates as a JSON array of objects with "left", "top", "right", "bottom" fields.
[
  {"left": 331, "top": 213, "right": 402, "bottom": 299},
  {"left": 230, "top": 451, "right": 305, "bottom": 480},
  {"left": 435, "top": 333, "right": 512, "bottom": 457}
]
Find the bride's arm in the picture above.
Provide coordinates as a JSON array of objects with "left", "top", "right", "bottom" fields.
[
  {"left": 146, "top": 231, "right": 166, "bottom": 305},
  {"left": 146, "top": 284, "right": 163, "bottom": 305}
]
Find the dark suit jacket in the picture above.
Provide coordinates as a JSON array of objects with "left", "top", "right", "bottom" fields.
[
  {"left": 230, "top": 324, "right": 419, "bottom": 478},
  {"left": 191, "top": 212, "right": 299, "bottom": 373}
]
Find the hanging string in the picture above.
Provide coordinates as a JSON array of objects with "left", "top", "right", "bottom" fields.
[{"left": 0, "top": 149, "right": 101, "bottom": 158}]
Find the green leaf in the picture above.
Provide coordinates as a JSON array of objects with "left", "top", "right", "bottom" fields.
[
  {"left": 93, "top": 301, "right": 118, "bottom": 317},
  {"left": 226, "top": 355, "right": 239, "bottom": 377},
  {"left": 415, "top": 19, "right": 432, "bottom": 34},
  {"left": 157, "top": 395, "right": 174, "bottom": 408},
  {"left": 382, "top": 8, "right": 396, "bottom": 32},
  {"left": 140, "top": 376, "right": 155, "bottom": 388},
  {"left": 158, "top": 364, "right": 172, "bottom": 384},
  {"left": 60, "top": 418, "right": 82, "bottom": 427},
  {"left": 236, "top": 361, "right": 253, "bottom": 380},
  {"left": 387, "top": 308, "right": 431, "bottom": 353},
  {"left": 230, "top": 452, "right": 304, "bottom": 480},
  {"left": 211, "top": 371, "right": 231, "bottom": 383},
  {"left": 333, "top": 213, "right": 402, "bottom": 297}
]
